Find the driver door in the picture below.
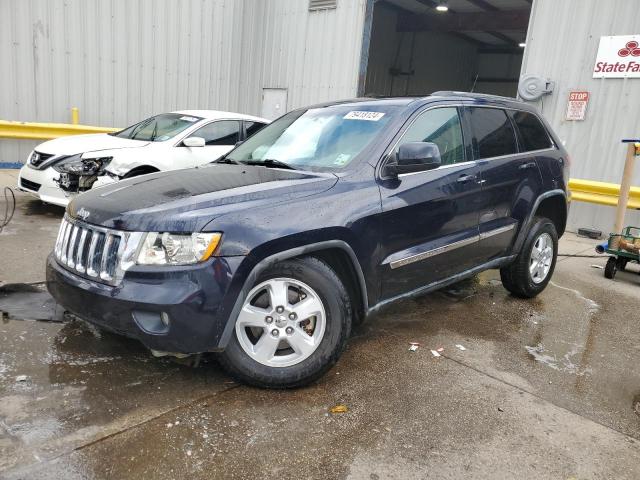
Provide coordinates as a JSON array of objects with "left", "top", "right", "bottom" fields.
[
  {"left": 177, "top": 120, "right": 241, "bottom": 167},
  {"left": 377, "top": 106, "right": 483, "bottom": 300}
]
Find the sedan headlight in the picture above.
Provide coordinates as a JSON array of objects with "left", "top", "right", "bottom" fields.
[
  {"left": 137, "top": 232, "right": 222, "bottom": 265},
  {"left": 53, "top": 154, "right": 113, "bottom": 175}
]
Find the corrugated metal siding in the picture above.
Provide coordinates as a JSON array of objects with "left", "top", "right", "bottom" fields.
[
  {"left": 521, "top": 0, "right": 640, "bottom": 232},
  {"left": 0, "top": 0, "right": 367, "bottom": 165}
]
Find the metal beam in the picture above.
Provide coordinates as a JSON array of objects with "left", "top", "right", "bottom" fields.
[
  {"left": 464, "top": 0, "right": 499, "bottom": 11},
  {"left": 487, "top": 30, "right": 519, "bottom": 46},
  {"left": 397, "top": 10, "right": 531, "bottom": 32}
]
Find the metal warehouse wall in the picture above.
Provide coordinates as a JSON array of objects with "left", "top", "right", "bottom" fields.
[
  {"left": 521, "top": 0, "right": 640, "bottom": 233},
  {"left": 0, "top": 0, "right": 367, "bottom": 166}
]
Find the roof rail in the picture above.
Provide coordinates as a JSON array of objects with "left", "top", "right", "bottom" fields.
[{"left": 431, "top": 91, "right": 519, "bottom": 102}]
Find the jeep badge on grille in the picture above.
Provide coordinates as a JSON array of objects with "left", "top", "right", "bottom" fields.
[{"left": 77, "top": 207, "right": 90, "bottom": 221}]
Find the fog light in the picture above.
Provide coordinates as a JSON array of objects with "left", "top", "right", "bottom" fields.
[
  {"left": 132, "top": 310, "right": 170, "bottom": 335},
  {"left": 161, "top": 312, "right": 170, "bottom": 327}
]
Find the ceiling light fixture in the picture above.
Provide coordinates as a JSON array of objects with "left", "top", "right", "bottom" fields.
[{"left": 435, "top": 1, "right": 449, "bottom": 12}]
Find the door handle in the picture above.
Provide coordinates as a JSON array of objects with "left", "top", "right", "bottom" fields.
[
  {"left": 519, "top": 162, "right": 537, "bottom": 170},
  {"left": 457, "top": 174, "right": 477, "bottom": 183}
]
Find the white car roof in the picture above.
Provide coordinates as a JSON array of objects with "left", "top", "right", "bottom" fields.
[{"left": 172, "top": 110, "right": 269, "bottom": 123}]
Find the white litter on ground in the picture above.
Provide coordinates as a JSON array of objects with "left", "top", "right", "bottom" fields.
[
  {"left": 455, "top": 344, "right": 466, "bottom": 351},
  {"left": 430, "top": 350, "right": 441, "bottom": 357},
  {"left": 15, "top": 375, "right": 27, "bottom": 382}
]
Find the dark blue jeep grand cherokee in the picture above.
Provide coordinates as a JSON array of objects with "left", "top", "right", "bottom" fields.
[{"left": 47, "top": 92, "right": 570, "bottom": 388}]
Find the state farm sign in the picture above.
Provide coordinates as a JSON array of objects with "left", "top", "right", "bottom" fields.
[{"left": 593, "top": 35, "right": 640, "bottom": 78}]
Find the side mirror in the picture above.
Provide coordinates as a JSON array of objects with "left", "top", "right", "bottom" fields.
[
  {"left": 388, "top": 142, "right": 442, "bottom": 176},
  {"left": 183, "top": 137, "right": 205, "bottom": 148}
]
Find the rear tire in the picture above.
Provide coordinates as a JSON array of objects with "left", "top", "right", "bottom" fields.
[
  {"left": 605, "top": 257, "right": 617, "bottom": 279},
  {"left": 500, "top": 217, "right": 558, "bottom": 298},
  {"left": 217, "top": 256, "right": 352, "bottom": 388}
]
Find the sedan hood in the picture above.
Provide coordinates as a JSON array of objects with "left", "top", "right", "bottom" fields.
[
  {"left": 36, "top": 133, "right": 149, "bottom": 156},
  {"left": 68, "top": 165, "right": 338, "bottom": 232}
]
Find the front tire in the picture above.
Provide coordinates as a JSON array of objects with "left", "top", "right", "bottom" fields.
[
  {"left": 500, "top": 217, "right": 558, "bottom": 298},
  {"left": 605, "top": 257, "right": 617, "bottom": 279},
  {"left": 217, "top": 257, "right": 352, "bottom": 388}
]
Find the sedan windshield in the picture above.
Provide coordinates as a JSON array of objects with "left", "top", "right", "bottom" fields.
[
  {"left": 226, "top": 105, "right": 399, "bottom": 171},
  {"left": 111, "top": 113, "right": 202, "bottom": 142}
]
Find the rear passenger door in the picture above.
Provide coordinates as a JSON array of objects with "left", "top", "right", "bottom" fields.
[
  {"left": 468, "top": 107, "right": 544, "bottom": 261},
  {"left": 378, "top": 106, "right": 483, "bottom": 300}
]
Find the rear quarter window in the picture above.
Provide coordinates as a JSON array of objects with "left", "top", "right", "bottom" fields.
[
  {"left": 512, "top": 111, "right": 553, "bottom": 152},
  {"left": 468, "top": 107, "right": 517, "bottom": 159}
]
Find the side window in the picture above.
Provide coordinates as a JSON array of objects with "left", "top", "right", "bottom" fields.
[
  {"left": 245, "top": 121, "right": 267, "bottom": 138},
  {"left": 512, "top": 111, "right": 552, "bottom": 152},
  {"left": 469, "top": 108, "right": 517, "bottom": 159},
  {"left": 189, "top": 120, "right": 240, "bottom": 146},
  {"left": 395, "top": 107, "right": 465, "bottom": 165}
]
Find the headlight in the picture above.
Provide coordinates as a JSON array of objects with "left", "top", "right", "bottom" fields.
[
  {"left": 53, "top": 154, "right": 113, "bottom": 175},
  {"left": 137, "top": 232, "right": 222, "bottom": 265}
]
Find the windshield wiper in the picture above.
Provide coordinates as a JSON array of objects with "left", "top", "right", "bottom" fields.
[
  {"left": 214, "top": 157, "right": 239, "bottom": 165},
  {"left": 243, "top": 159, "right": 295, "bottom": 170}
]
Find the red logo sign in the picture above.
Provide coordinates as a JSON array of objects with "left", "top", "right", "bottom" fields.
[{"left": 618, "top": 41, "right": 640, "bottom": 57}]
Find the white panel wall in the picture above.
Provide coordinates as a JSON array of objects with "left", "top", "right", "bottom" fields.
[
  {"left": 521, "top": 0, "right": 640, "bottom": 232},
  {"left": 0, "top": 0, "right": 368, "bottom": 166}
]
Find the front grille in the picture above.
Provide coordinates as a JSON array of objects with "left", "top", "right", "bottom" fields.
[
  {"left": 30, "top": 151, "right": 55, "bottom": 168},
  {"left": 20, "top": 178, "right": 41, "bottom": 191},
  {"left": 53, "top": 216, "right": 142, "bottom": 285}
]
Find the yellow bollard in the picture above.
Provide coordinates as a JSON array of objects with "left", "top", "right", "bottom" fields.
[
  {"left": 71, "top": 107, "right": 79, "bottom": 125},
  {"left": 613, "top": 140, "right": 640, "bottom": 234}
]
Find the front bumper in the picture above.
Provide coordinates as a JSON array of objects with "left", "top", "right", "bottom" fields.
[
  {"left": 46, "top": 253, "right": 245, "bottom": 353},
  {"left": 18, "top": 165, "right": 75, "bottom": 207}
]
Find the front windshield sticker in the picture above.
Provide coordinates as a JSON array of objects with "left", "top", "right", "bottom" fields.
[
  {"left": 179, "top": 116, "right": 199, "bottom": 122},
  {"left": 333, "top": 154, "right": 351, "bottom": 166},
  {"left": 343, "top": 111, "right": 385, "bottom": 121}
]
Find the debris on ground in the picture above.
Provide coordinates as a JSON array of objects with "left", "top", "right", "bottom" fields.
[
  {"left": 430, "top": 350, "right": 441, "bottom": 357},
  {"left": 498, "top": 407, "right": 504, "bottom": 412},
  {"left": 15, "top": 375, "right": 28, "bottom": 382},
  {"left": 329, "top": 405, "right": 348, "bottom": 414},
  {"left": 408, "top": 342, "right": 420, "bottom": 352},
  {"left": 590, "top": 264, "right": 604, "bottom": 269},
  {"left": 455, "top": 344, "right": 467, "bottom": 351},
  {"left": 436, "top": 347, "right": 444, "bottom": 353}
]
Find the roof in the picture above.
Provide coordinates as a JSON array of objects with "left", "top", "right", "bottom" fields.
[{"left": 172, "top": 110, "right": 269, "bottom": 123}]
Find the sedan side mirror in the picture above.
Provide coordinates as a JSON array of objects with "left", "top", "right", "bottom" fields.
[
  {"left": 387, "top": 142, "right": 442, "bottom": 176},
  {"left": 183, "top": 137, "right": 206, "bottom": 148}
]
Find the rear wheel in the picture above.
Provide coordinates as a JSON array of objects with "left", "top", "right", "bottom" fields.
[
  {"left": 605, "top": 257, "right": 617, "bottom": 279},
  {"left": 500, "top": 217, "right": 558, "bottom": 298},
  {"left": 217, "top": 257, "right": 351, "bottom": 388}
]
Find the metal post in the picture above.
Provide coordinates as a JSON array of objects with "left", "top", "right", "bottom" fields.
[
  {"left": 613, "top": 140, "right": 639, "bottom": 234},
  {"left": 71, "top": 107, "right": 79, "bottom": 125}
]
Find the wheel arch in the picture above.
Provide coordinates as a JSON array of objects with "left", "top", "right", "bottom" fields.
[
  {"left": 513, "top": 189, "right": 567, "bottom": 253},
  {"left": 218, "top": 240, "right": 368, "bottom": 349}
]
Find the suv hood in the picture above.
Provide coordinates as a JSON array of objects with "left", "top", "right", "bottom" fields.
[
  {"left": 68, "top": 164, "right": 338, "bottom": 232},
  {"left": 36, "top": 133, "right": 149, "bottom": 156}
]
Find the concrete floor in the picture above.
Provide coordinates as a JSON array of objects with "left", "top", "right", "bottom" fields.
[{"left": 1, "top": 170, "right": 640, "bottom": 479}]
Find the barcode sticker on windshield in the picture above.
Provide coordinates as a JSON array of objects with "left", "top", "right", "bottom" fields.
[
  {"left": 343, "top": 111, "right": 385, "bottom": 121},
  {"left": 179, "top": 116, "right": 199, "bottom": 122}
]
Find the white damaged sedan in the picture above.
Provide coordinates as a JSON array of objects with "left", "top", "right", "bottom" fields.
[{"left": 18, "top": 110, "right": 269, "bottom": 207}]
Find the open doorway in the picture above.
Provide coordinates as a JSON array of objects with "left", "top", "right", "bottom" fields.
[{"left": 363, "top": 0, "right": 533, "bottom": 98}]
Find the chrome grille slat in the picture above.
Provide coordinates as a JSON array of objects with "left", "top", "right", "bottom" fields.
[
  {"left": 66, "top": 225, "right": 79, "bottom": 268},
  {"left": 75, "top": 229, "right": 89, "bottom": 273},
  {"left": 53, "top": 215, "right": 134, "bottom": 286}
]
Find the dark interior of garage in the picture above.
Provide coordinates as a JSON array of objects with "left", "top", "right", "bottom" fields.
[{"left": 364, "top": 0, "right": 533, "bottom": 98}]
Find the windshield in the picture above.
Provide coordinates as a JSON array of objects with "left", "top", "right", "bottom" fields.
[
  {"left": 226, "top": 105, "right": 399, "bottom": 171},
  {"left": 111, "top": 113, "right": 202, "bottom": 142}
]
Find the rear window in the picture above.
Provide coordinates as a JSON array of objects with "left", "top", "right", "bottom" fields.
[
  {"left": 512, "top": 111, "right": 553, "bottom": 152},
  {"left": 469, "top": 107, "right": 517, "bottom": 159}
]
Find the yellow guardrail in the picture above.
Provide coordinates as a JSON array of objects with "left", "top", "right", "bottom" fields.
[
  {"left": 569, "top": 178, "right": 640, "bottom": 209},
  {"left": 0, "top": 120, "right": 118, "bottom": 141}
]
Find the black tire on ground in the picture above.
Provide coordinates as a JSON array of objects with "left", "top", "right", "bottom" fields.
[
  {"left": 500, "top": 217, "right": 558, "bottom": 298},
  {"left": 217, "top": 256, "right": 352, "bottom": 389},
  {"left": 616, "top": 257, "right": 627, "bottom": 271},
  {"left": 605, "top": 257, "right": 617, "bottom": 279}
]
